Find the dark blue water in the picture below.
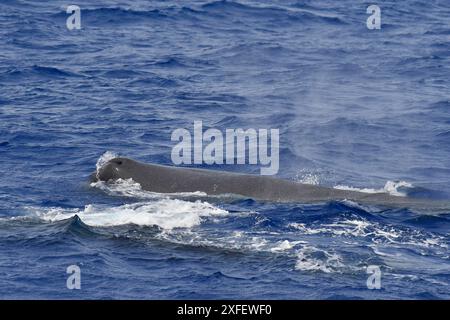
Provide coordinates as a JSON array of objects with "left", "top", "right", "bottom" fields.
[{"left": 0, "top": 0, "right": 449, "bottom": 299}]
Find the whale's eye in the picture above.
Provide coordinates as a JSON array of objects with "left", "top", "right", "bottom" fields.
[{"left": 111, "top": 159, "right": 123, "bottom": 166}]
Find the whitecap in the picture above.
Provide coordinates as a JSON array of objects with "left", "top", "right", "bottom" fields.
[
  {"left": 295, "top": 246, "right": 344, "bottom": 273},
  {"left": 33, "top": 199, "right": 228, "bottom": 230},
  {"left": 334, "top": 180, "right": 413, "bottom": 197}
]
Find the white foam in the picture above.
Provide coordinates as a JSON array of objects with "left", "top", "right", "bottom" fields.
[
  {"left": 288, "top": 223, "right": 322, "bottom": 235},
  {"left": 334, "top": 180, "right": 413, "bottom": 197},
  {"left": 289, "top": 219, "right": 399, "bottom": 240},
  {"left": 296, "top": 173, "right": 320, "bottom": 185},
  {"left": 372, "top": 245, "right": 450, "bottom": 272},
  {"left": 294, "top": 169, "right": 321, "bottom": 185},
  {"left": 295, "top": 246, "right": 344, "bottom": 273},
  {"left": 383, "top": 180, "right": 413, "bottom": 196},
  {"left": 270, "top": 240, "right": 305, "bottom": 252},
  {"left": 34, "top": 199, "right": 228, "bottom": 230},
  {"left": 155, "top": 225, "right": 312, "bottom": 263},
  {"left": 91, "top": 178, "right": 149, "bottom": 198},
  {"left": 289, "top": 219, "right": 447, "bottom": 250},
  {"left": 91, "top": 178, "right": 207, "bottom": 200},
  {"left": 95, "top": 151, "right": 118, "bottom": 178},
  {"left": 340, "top": 199, "right": 378, "bottom": 212}
]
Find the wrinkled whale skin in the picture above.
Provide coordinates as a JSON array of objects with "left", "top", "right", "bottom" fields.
[{"left": 92, "top": 157, "right": 448, "bottom": 210}]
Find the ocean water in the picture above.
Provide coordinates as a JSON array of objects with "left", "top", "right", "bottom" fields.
[{"left": 0, "top": 0, "right": 449, "bottom": 299}]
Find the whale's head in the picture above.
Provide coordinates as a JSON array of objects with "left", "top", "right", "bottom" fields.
[{"left": 95, "top": 157, "right": 136, "bottom": 182}]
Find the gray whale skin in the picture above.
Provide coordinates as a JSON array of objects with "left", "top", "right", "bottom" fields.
[{"left": 92, "top": 157, "right": 448, "bottom": 210}]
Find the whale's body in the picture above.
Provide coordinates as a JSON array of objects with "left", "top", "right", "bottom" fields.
[{"left": 93, "top": 157, "right": 448, "bottom": 210}]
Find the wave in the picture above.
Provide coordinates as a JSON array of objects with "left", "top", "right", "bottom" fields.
[
  {"left": 288, "top": 218, "right": 447, "bottom": 250},
  {"left": 10, "top": 200, "right": 447, "bottom": 276},
  {"left": 52, "top": 7, "right": 169, "bottom": 24},
  {"left": 334, "top": 180, "right": 414, "bottom": 197},
  {"left": 1, "top": 65, "right": 82, "bottom": 81},
  {"left": 30, "top": 65, "right": 79, "bottom": 77},
  {"left": 0, "top": 214, "right": 100, "bottom": 245},
  {"left": 153, "top": 225, "right": 348, "bottom": 273},
  {"left": 33, "top": 199, "right": 228, "bottom": 230},
  {"left": 13, "top": 152, "right": 443, "bottom": 278},
  {"left": 49, "top": 1, "right": 347, "bottom": 28},
  {"left": 201, "top": 0, "right": 346, "bottom": 25},
  {"left": 295, "top": 246, "right": 344, "bottom": 273}
]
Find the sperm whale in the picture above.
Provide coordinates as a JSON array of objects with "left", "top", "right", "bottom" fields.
[{"left": 92, "top": 157, "right": 449, "bottom": 211}]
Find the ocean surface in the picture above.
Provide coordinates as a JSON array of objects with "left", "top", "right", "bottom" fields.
[{"left": 0, "top": 0, "right": 449, "bottom": 299}]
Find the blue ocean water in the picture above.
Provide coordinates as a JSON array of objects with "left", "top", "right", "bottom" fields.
[{"left": 0, "top": 0, "right": 449, "bottom": 299}]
